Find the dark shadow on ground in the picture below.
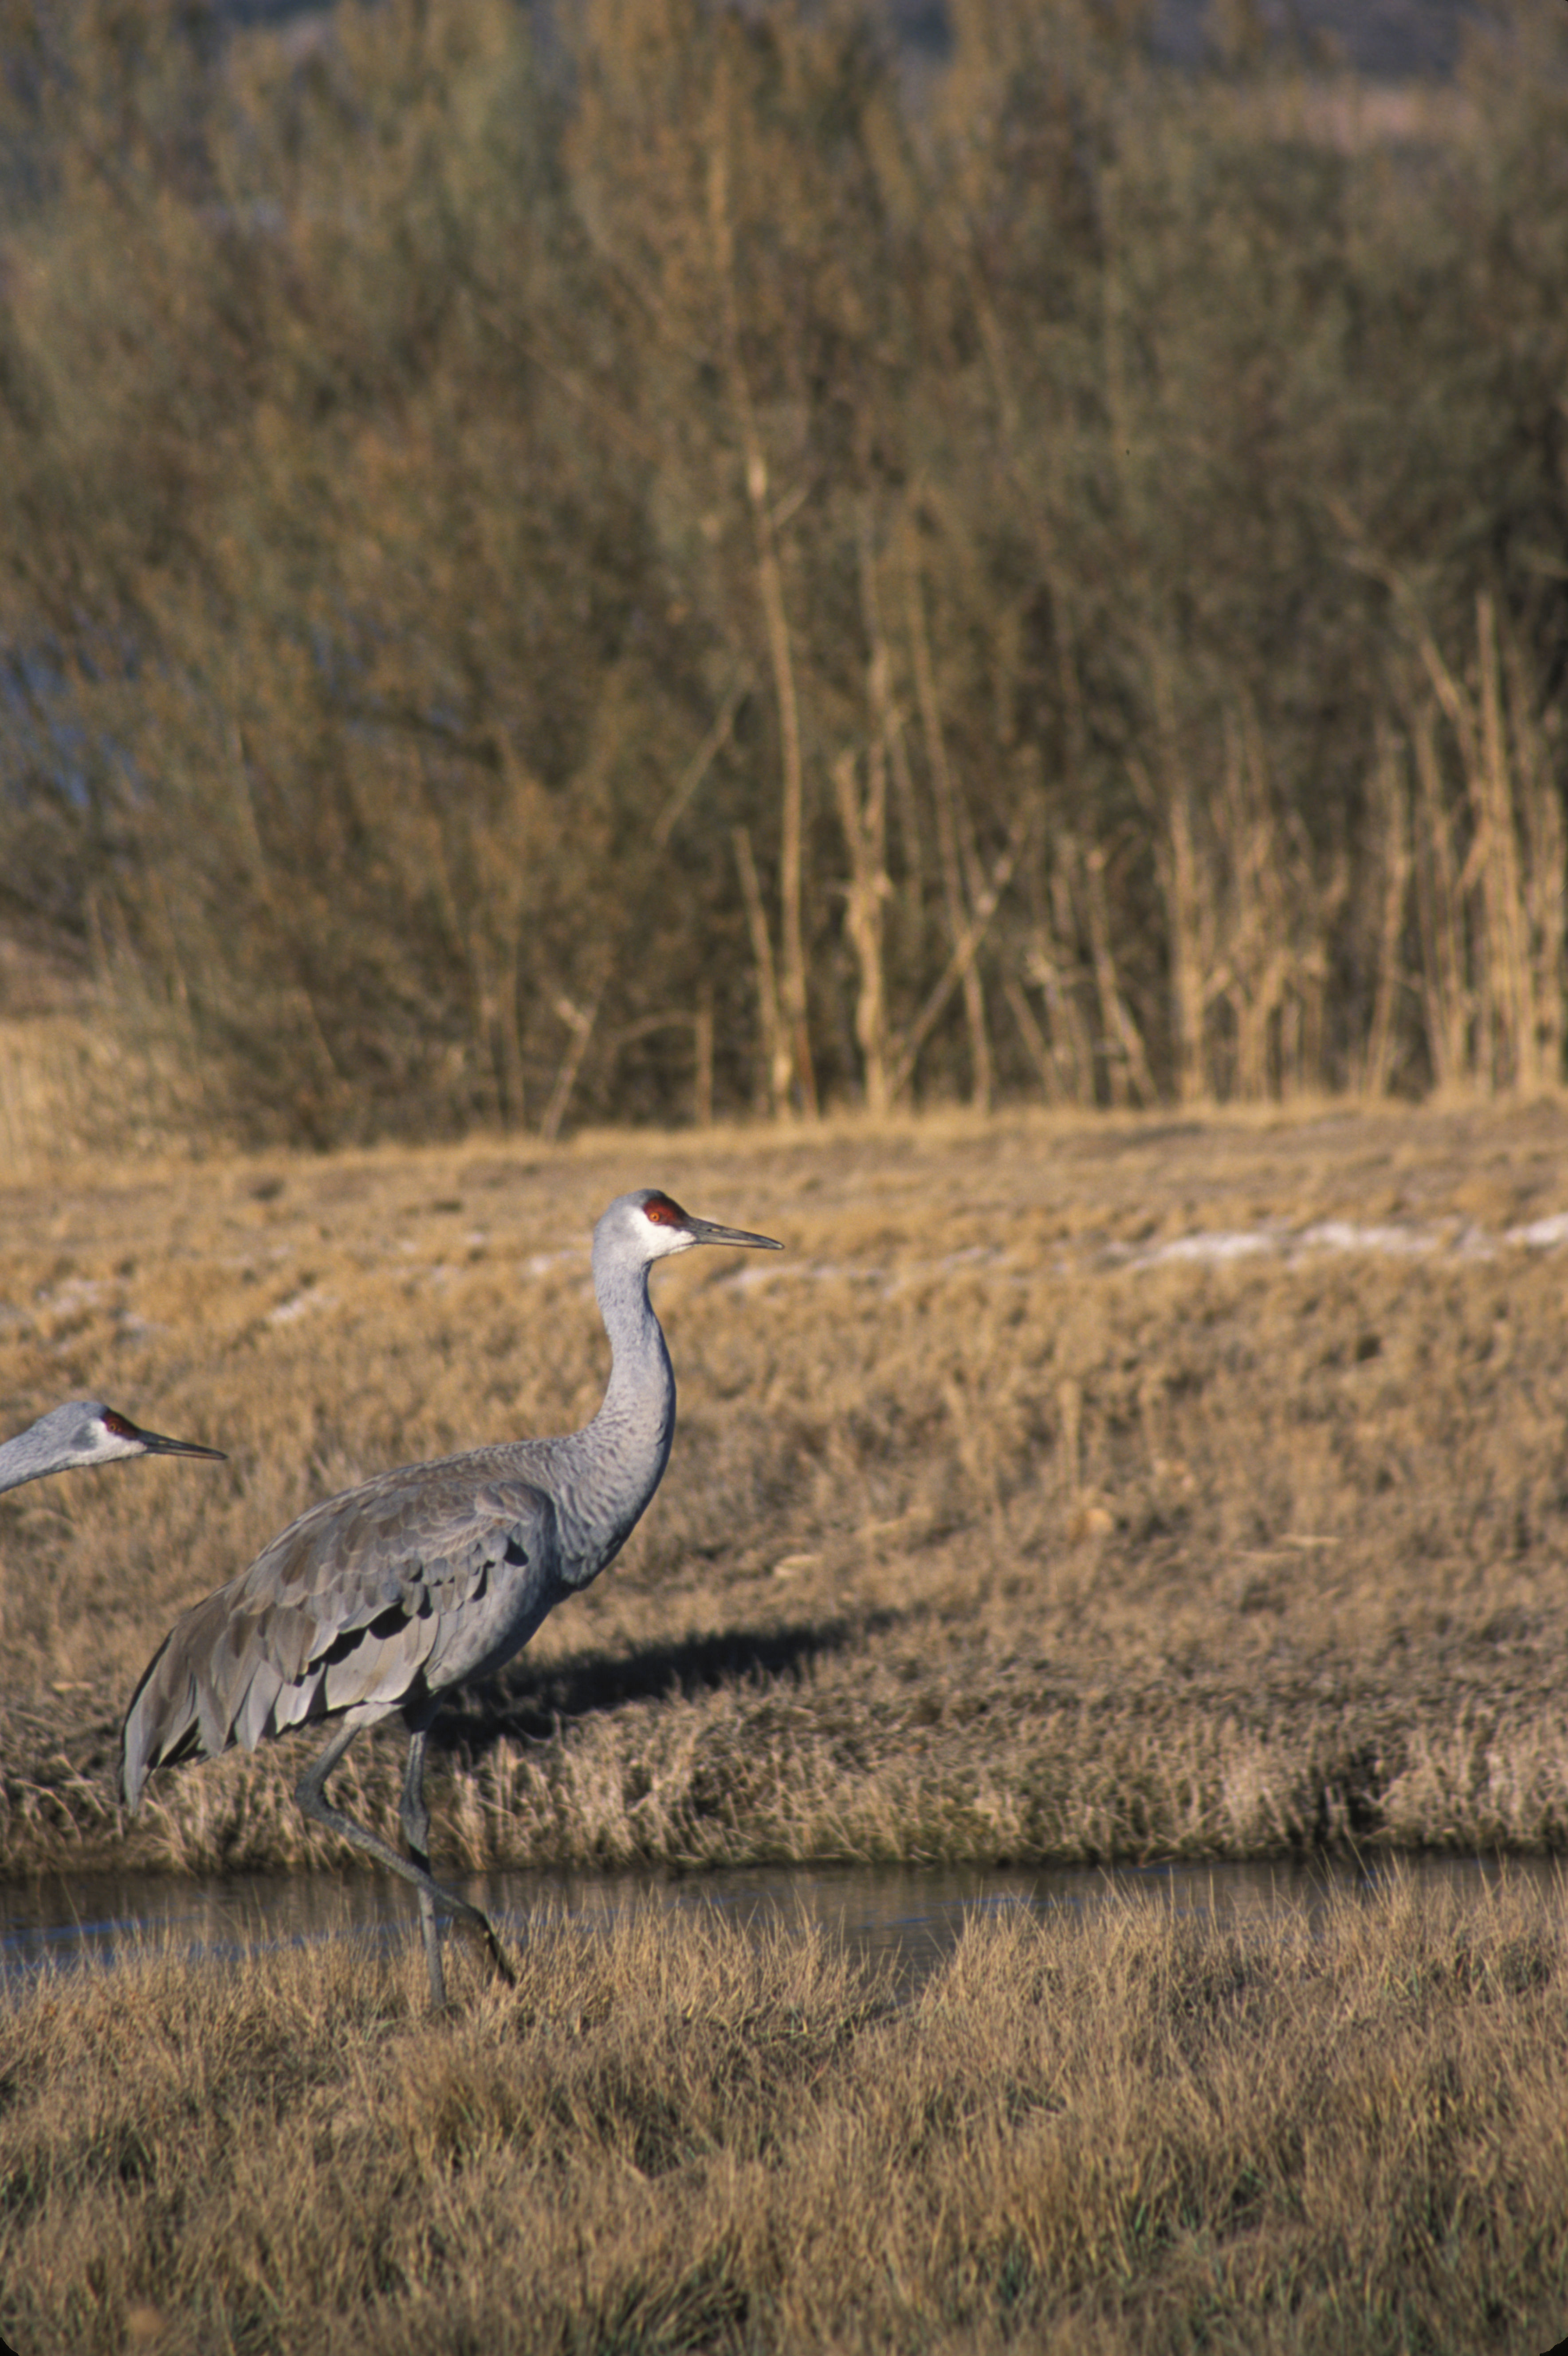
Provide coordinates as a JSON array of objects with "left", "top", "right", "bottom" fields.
[{"left": 435, "top": 1613, "right": 899, "bottom": 1759}]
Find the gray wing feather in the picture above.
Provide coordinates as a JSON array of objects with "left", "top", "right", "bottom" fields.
[
  {"left": 234, "top": 1659, "right": 284, "bottom": 1753},
  {"left": 121, "top": 1459, "right": 558, "bottom": 1808}
]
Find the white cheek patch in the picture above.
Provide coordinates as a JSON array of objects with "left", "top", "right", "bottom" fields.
[{"left": 635, "top": 1210, "right": 691, "bottom": 1255}]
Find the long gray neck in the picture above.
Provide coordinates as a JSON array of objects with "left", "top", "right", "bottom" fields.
[
  {"left": 547, "top": 1253, "right": 675, "bottom": 1586},
  {"left": 0, "top": 1433, "right": 47, "bottom": 1496},
  {"left": 0, "top": 1417, "right": 72, "bottom": 1496}
]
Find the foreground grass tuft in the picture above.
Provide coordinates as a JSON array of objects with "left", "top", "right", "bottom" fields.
[{"left": 3, "top": 1876, "right": 1568, "bottom": 2352}]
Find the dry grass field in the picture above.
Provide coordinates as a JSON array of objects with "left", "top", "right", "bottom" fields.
[
  {"left": 5, "top": 1101, "right": 1568, "bottom": 2353},
  {"left": 4, "top": 1875, "right": 1568, "bottom": 2355},
  {"left": 2, "top": 1097, "right": 1568, "bottom": 1889}
]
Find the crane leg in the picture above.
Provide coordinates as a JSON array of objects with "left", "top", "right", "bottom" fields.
[
  {"left": 399, "top": 1725, "right": 446, "bottom": 2008},
  {"left": 295, "top": 1720, "right": 515, "bottom": 2001}
]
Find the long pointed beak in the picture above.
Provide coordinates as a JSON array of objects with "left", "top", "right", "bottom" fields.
[
  {"left": 122, "top": 1421, "right": 228, "bottom": 1462},
  {"left": 685, "top": 1216, "right": 784, "bottom": 1252}
]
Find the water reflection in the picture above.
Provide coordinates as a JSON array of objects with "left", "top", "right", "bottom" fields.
[{"left": 0, "top": 1851, "right": 1560, "bottom": 1990}]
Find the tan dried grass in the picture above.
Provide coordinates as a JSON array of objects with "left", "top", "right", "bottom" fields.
[
  {"left": 0, "top": 1012, "right": 210, "bottom": 1175},
  {"left": 2, "top": 1873, "right": 1568, "bottom": 2353}
]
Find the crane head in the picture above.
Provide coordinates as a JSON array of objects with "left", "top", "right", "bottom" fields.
[
  {"left": 53, "top": 1402, "right": 227, "bottom": 1471},
  {"left": 599, "top": 1190, "right": 784, "bottom": 1264}
]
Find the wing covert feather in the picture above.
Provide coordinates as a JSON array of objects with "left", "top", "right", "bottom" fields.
[
  {"left": 239, "top": 1471, "right": 554, "bottom": 1645},
  {"left": 119, "top": 1464, "right": 560, "bottom": 1804}
]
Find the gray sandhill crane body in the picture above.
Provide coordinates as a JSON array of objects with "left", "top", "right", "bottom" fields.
[
  {"left": 120, "top": 1190, "right": 782, "bottom": 2003},
  {"left": 0, "top": 1403, "right": 225, "bottom": 1496}
]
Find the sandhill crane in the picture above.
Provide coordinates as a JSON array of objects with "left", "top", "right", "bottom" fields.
[
  {"left": 0, "top": 1402, "right": 225, "bottom": 1496},
  {"left": 120, "top": 1189, "right": 783, "bottom": 2004}
]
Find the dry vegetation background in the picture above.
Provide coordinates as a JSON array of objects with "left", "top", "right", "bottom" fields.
[
  {"left": 6, "top": 1880, "right": 1568, "bottom": 2355},
  {"left": 1, "top": 0, "right": 1568, "bottom": 1148},
  {"left": 2, "top": 1102, "right": 1568, "bottom": 1888}
]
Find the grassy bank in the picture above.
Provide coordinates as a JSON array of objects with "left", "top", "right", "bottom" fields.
[
  {"left": 3, "top": 1872, "right": 1567, "bottom": 2353},
  {"left": 2, "top": 1100, "right": 1568, "bottom": 1882}
]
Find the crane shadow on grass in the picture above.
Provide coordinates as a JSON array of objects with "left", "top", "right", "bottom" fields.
[{"left": 436, "top": 1612, "right": 900, "bottom": 1763}]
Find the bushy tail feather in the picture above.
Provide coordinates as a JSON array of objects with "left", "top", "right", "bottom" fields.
[
  {"left": 119, "top": 1587, "right": 339, "bottom": 1808},
  {"left": 118, "top": 1592, "right": 230, "bottom": 1810},
  {"left": 119, "top": 1632, "right": 183, "bottom": 1811}
]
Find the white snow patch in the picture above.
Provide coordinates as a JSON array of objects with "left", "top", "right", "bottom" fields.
[
  {"left": 522, "top": 1249, "right": 586, "bottom": 1280},
  {"left": 1507, "top": 1212, "right": 1568, "bottom": 1250},
  {"left": 1295, "top": 1220, "right": 1441, "bottom": 1258},
  {"left": 268, "top": 1289, "right": 337, "bottom": 1327},
  {"left": 1129, "top": 1230, "right": 1276, "bottom": 1269}
]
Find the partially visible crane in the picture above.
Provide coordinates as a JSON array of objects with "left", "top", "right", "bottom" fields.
[
  {"left": 120, "top": 1189, "right": 783, "bottom": 2005},
  {"left": 0, "top": 1403, "right": 226, "bottom": 1496}
]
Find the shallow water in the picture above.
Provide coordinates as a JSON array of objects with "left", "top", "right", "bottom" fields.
[{"left": 0, "top": 1852, "right": 1560, "bottom": 1989}]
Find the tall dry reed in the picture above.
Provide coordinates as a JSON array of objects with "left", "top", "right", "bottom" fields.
[{"left": 0, "top": 2, "right": 1565, "bottom": 1149}]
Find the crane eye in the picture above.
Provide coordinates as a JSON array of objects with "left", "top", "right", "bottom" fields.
[
  {"left": 643, "top": 1195, "right": 685, "bottom": 1227},
  {"left": 102, "top": 1410, "right": 139, "bottom": 1439}
]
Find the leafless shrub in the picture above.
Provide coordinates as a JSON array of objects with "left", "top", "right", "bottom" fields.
[{"left": 0, "top": 0, "right": 1565, "bottom": 1146}]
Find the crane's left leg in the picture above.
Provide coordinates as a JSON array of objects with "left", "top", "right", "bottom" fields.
[
  {"left": 400, "top": 1724, "right": 446, "bottom": 2007},
  {"left": 295, "top": 1718, "right": 515, "bottom": 2004}
]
